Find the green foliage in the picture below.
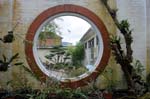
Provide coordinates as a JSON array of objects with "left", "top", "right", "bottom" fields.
[
  {"left": 133, "top": 60, "right": 145, "bottom": 76},
  {"left": 110, "top": 35, "right": 121, "bottom": 44},
  {"left": 146, "top": 73, "right": 150, "bottom": 91},
  {"left": 25, "top": 87, "right": 87, "bottom": 99},
  {"left": 139, "top": 93, "right": 150, "bottom": 99},
  {"left": 9, "top": 53, "right": 19, "bottom": 63},
  {"left": 27, "top": 89, "right": 48, "bottom": 99},
  {"left": 39, "top": 31, "right": 57, "bottom": 40},
  {"left": 119, "top": 20, "right": 130, "bottom": 34},
  {"left": 39, "top": 21, "right": 61, "bottom": 41},
  {"left": 45, "top": 46, "right": 71, "bottom": 69},
  {"left": 101, "top": 0, "right": 108, "bottom": 5},
  {"left": 68, "top": 67, "right": 88, "bottom": 77},
  {"left": 101, "top": 67, "right": 117, "bottom": 93},
  {"left": 52, "top": 88, "right": 87, "bottom": 99},
  {"left": 71, "top": 42, "right": 85, "bottom": 66},
  {"left": 0, "top": 31, "right": 14, "bottom": 43},
  {"left": 6, "top": 62, "right": 41, "bottom": 90},
  {"left": 0, "top": 53, "right": 21, "bottom": 71},
  {"left": 20, "top": 64, "right": 40, "bottom": 81}
]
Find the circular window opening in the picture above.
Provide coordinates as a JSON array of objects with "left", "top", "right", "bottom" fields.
[
  {"left": 33, "top": 13, "right": 104, "bottom": 81},
  {"left": 25, "top": 4, "right": 110, "bottom": 88}
]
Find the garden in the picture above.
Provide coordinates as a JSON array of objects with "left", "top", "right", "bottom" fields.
[{"left": 0, "top": 0, "right": 150, "bottom": 99}]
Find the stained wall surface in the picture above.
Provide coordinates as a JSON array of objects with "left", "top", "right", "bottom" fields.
[
  {"left": 116, "top": 0, "right": 149, "bottom": 77},
  {"left": 0, "top": 0, "right": 117, "bottom": 89},
  {"left": 0, "top": 0, "right": 13, "bottom": 88},
  {"left": 116, "top": 0, "right": 147, "bottom": 65},
  {"left": 0, "top": 0, "right": 149, "bottom": 89},
  {"left": 146, "top": 0, "right": 150, "bottom": 74}
]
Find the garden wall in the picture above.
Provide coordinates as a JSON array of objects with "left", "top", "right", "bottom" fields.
[
  {"left": 117, "top": 0, "right": 147, "bottom": 72},
  {"left": 0, "top": 0, "right": 149, "bottom": 89},
  {"left": 146, "top": 0, "right": 150, "bottom": 74}
]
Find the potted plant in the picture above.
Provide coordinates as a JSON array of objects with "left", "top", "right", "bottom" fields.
[
  {"left": 103, "top": 90, "right": 113, "bottom": 99},
  {"left": 103, "top": 81, "right": 113, "bottom": 99}
]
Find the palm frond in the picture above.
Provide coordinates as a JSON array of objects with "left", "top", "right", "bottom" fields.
[
  {"left": 8, "top": 53, "right": 19, "bottom": 63},
  {"left": 2, "top": 54, "right": 7, "bottom": 62},
  {"left": 21, "top": 65, "right": 40, "bottom": 81}
]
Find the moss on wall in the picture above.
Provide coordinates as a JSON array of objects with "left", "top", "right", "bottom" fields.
[{"left": 0, "top": 0, "right": 127, "bottom": 89}]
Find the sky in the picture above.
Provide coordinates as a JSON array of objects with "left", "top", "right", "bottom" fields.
[{"left": 53, "top": 16, "right": 91, "bottom": 45}]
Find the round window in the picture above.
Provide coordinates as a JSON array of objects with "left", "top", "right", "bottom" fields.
[{"left": 25, "top": 4, "right": 110, "bottom": 88}]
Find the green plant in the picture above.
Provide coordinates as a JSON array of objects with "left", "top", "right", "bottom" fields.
[
  {"left": 133, "top": 60, "right": 145, "bottom": 76},
  {"left": 68, "top": 66, "right": 88, "bottom": 77},
  {"left": 146, "top": 73, "right": 150, "bottom": 91},
  {"left": 20, "top": 64, "right": 40, "bottom": 81},
  {"left": 7, "top": 72, "right": 30, "bottom": 90},
  {"left": 38, "top": 21, "right": 60, "bottom": 41},
  {"left": 0, "top": 53, "right": 22, "bottom": 71},
  {"left": 72, "top": 88, "right": 88, "bottom": 99},
  {"left": 0, "top": 31, "right": 14, "bottom": 43},
  {"left": 81, "top": 77, "right": 104, "bottom": 99},
  {"left": 71, "top": 42, "right": 85, "bottom": 66},
  {"left": 45, "top": 46, "right": 71, "bottom": 69},
  {"left": 50, "top": 88, "right": 87, "bottom": 99},
  {"left": 26, "top": 89, "right": 48, "bottom": 99},
  {"left": 101, "top": 67, "right": 116, "bottom": 93},
  {"left": 101, "top": 0, "right": 147, "bottom": 96},
  {"left": 6, "top": 62, "right": 41, "bottom": 90},
  {"left": 139, "top": 93, "right": 150, "bottom": 99}
]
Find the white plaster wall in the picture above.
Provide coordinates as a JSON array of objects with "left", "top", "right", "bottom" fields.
[
  {"left": 116, "top": 0, "right": 147, "bottom": 67},
  {"left": 12, "top": 0, "right": 116, "bottom": 56},
  {"left": 0, "top": 0, "right": 13, "bottom": 58},
  {"left": 146, "top": 0, "right": 150, "bottom": 73},
  {"left": 0, "top": 0, "right": 13, "bottom": 89},
  {"left": 11, "top": 0, "right": 117, "bottom": 88}
]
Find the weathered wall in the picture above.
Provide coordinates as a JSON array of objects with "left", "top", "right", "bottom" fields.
[
  {"left": 146, "top": 0, "right": 150, "bottom": 74},
  {"left": 116, "top": 0, "right": 148, "bottom": 76},
  {"left": 0, "top": 0, "right": 13, "bottom": 58},
  {"left": 117, "top": 0, "right": 146, "bottom": 66},
  {"left": 1, "top": 0, "right": 149, "bottom": 89},
  {"left": 0, "top": 0, "right": 117, "bottom": 89},
  {"left": 12, "top": 0, "right": 117, "bottom": 60},
  {"left": 0, "top": 0, "right": 13, "bottom": 89}
]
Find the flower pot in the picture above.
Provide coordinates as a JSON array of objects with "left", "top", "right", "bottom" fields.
[
  {"left": 48, "top": 93, "right": 57, "bottom": 98},
  {"left": 103, "top": 93, "right": 112, "bottom": 99},
  {"left": 3, "top": 96, "right": 16, "bottom": 99}
]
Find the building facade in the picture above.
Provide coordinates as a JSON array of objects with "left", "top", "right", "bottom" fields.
[{"left": 80, "top": 28, "right": 99, "bottom": 70}]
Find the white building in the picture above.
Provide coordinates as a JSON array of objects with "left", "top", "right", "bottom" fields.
[{"left": 80, "top": 28, "right": 99, "bottom": 70}]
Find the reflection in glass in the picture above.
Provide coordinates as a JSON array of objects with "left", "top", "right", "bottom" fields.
[{"left": 36, "top": 16, "right": 99, "bottom": 79}]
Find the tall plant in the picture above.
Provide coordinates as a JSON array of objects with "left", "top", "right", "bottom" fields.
[
  {"left": 101, "top": 0, "right": 147, "bottom": 96},
  {"left": 71, "top": 42, "right": 85, "bottom": 66},
  {"left": 39, "top": 21, "right": 61, "bottom": 41}
]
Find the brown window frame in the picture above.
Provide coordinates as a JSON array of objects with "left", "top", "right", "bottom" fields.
[{"left": 25, "top": 4, "right": 110, "bottom": 88}]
